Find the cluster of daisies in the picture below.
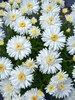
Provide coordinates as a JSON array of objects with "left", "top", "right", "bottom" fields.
[{"left": 0, "top": 0, "right": 75, "bottom": 100}]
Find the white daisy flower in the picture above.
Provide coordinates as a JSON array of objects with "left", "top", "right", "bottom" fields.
[
  {"left": 19, "top": 5, "right": 28, "bottom": 15},
  {"left": 64, "top": 89, "right": 75, "bottom": 100},
  {"left": 42, "top": 27, "right": 66, "bottom": 51},
  {"left": 0, "top": 57, "right": 13, "bottom": 79},
  {"left": 10, "top": 65, "right": 33, "bottom": 89},
  {"left": 72, "top": 66, "right": 75, "bottom": 81},
  {"left": 31, "top": 17, "right": 37, "bottom": 24},
  {"left": 46, "top": 73, "right": 73, "bottom": 99},
  {"left": 0, "top": 18, "right": 3, "bottom": 27},
  {"left": 40, "top": 12, "right": 61, "bottom": 30},
  {"left": 71, "top": 2, "right": 75, "bottom": 11},
  {"left": 21, "top": 0, "right": 39, "bottom": 15},
  {"left": 24, "top": 88, "right": 45, "bottom": 100},
  {"left": 28, "top": 26, "right": 41, "bottom": 38},
  {"left": 37, "top": 48, "right": 62, "bottom": 74},
  {"left": 25, "top": 58, "right": 38, "bottom": 71},
  {"left": 53, "top": 78, "right": 73, "bottom": 98},
  {"left": 13, "top": 16, "right": 32, "bottom": 35},
  {"left": 0, "top": 29, "right": 5, "bottom": 41},
  {"left": 55, "top": 0, "right": 65, "bottom": 8},
  {"left": 67, "top": 35, "right": 75, "bottom": 55},
  {"left": 41, "top": 2, "right": 60, "bottom": 14},
  {"left": 3, "top": 9, "right": 22, "bottom": 28},
  {"left": 0, "top": 10, "right": 5, "bottom": 17},
  {"left": 7, "top": 35, "right": 32, "bottom": 60},
  {"left": 12, "top": 94, "right": 24, "bottom": 100},
  {"left": 0, "top": 79, "right": 20, "bottom": 97},
  {"left": 45, "top": 82, "right": 57, "bottom": 95},
  {"left": 0, "top": 1, "right": 6, "bottom": 8}
]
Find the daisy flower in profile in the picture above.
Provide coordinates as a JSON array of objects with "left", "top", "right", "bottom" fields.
[
  {"left": 24, "top": 88, "right": 45, "bottom": 100},
  {"left": 64, "top": 89, "right": 75, "bottom": 100},
  {"left": 0, "top": 29, "right": 5, "bottom": 41},
  {"left": 12, "top": 94, "right": 24, "bottom": 100},
  {"left": 40, "top": 12, "right": 61, "bottom": 30},
  {"left": 42, "top": 27, "right": 66, "bottom": 51},
  {"left": 7, "top": 35, "right": 32, "bottom": 60},
  {"left": 13, "top": 16, "right": 32, "bottom": 35},
  {"left": 0, "top": 79, "right": 20, "bottom": 97},
  {"left": 55, "top": 0, "right": 65, "bottom": 8},
  {"left": 67, "top": 35, "right": 75, "bottom": 55},
  {"left": 28, "top": 26, "right": 41, "bottom": 38},
  {"left": 46, "top": 73, "right": 73, "bottom": 99},
  {"left": 37, "top": 48, "right": 62, "bottom": 74},
  {"left": 25, "top": 58, "right": 38, "bottom": 71},
  {"left": 72, "top": 66, "right": 75, "bottom": 81},
  {"left": 0, "top": 57, "right": 13, "bottom": 79},
  {"left": 41, "top": 1, "right": 60, "bottom": 14},
  {"left": 3, "top": 9, "right": 22, "bottom": 28},
  {"left": 0, "top": 18, "right": 3, "bottom": 27},
  {"left": 22, "top": 0, "right": 39, "bottom": 15},
  {"left": 10, "top": 65, "right": 33, "bottom": 89}
]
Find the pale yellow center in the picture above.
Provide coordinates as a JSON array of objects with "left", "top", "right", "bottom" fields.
[
  {"left": 21, "top": 8, "right": 27, "bottom": 14},
  {"left": 51, "top": 34, "right": 58, "bottom": 42},
  {"left": 5, "top": 85, "right": 12, "bottom": 92},
  {"left": 66, "top": 16, "right": 72, "bottom": 21},
  {"left": 27, "top": 3, "right": 33, "bottom": 8},
  {"left": 15, "top": 43, "right": 23, "bottom": 51},
  {"left": 38, "top": 90, "right": 44, "bottom": 96},
  {"left": 32, "top": 96, "right": 38, "bottom": 100},
  {"left": 58, "top": 82, "right": 65, "bottom": 90},
  {"left": 27, "top": 61, "right": 34, "bottom": 68},
  {"left": 48, "top": 6, "right": 53, "bottom": 11},
  {"left": 73, "top": 42, "right": 75, "bottom": 47},
  {"left": 18, "top": 73, "right": 26, "bottom": 81},
  {"left": 57, "top": 0, "right": 62, "bottom": 4},
  {"left": 0, "top": 64, "right": 5, "bottom": 71},
  {"left": 49, "top": 18, "right": 54, "bottom": 24},
  {"left": 19, "top": 22, "right": 26, "bottom": 28},
  {"left": 46, "top": 56, "right": 54, "bottom": 65},
  {"left": 31, "top": 18, "right": 37, "bottom": 24},
  {"left": 10, "top": 14, "right": 17, "bottom": 21},
  {"left": 57, "top": 73, "right": 64, "bottom": 80},
  {"left": 48, "top": 85, "right": 54, "bottom": 91},
  {"left": 31, "top": 29, "right": 38, "bottom": 35},
  {"left": 0, "top": 10, "right": 4, "bottom": 16},
  {"left": 0, "top": 2, "right": 5, "bottom": 8}
]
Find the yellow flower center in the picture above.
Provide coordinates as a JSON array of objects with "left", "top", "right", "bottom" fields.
[
  {"left": 32, "top": 96, "right": 38, "bottom": 100},
  {"left": 27, "top": 3, "right": 33, "bottom": 8},
  {"left": 21, "top": 8, "right": 28, "bottom": 14},
  {"left": 73, "top": 42, "right": 75, "bottom": 47},
  {"left": 48, "top": 6, "right": 53, "bottom": 11},
  {"left": 5, "top": 85, "right": 12, "bottom": 92},
  {"left": 49, "top": 18, "right": 54, "bottom": 24},
  {"left": 0, "top": 41, "right": 4, "bottom": 45},
  {"left": 48, "top": 85, "right": 54, "bottom": 91},
  {"left": 46, "top": 56, "right": 54, "bottom": 65},
  {"left": 10, "top": 14, "right": 17, "bottom": 21},
  {"left": 58, "top": 82, "right": 65, "bottom": 90},
  {"left": 15, "top": 43, "right": 23, "bottom": 51},
  {"left": 51, "top": 34, "right": 58, "bottom": 42},
  {"left": 18, "top": 73, "right": 26, "bottom": 81},
  {"left": 0, "top": 2, "right": 5, "bottom": 8},
  {"left": 31, "top": 29, "right": 38, "bottom": 35},
  {"left": 31, "top": 18, "right": 37, "bottom": 24},
  {"left": 57, "top": 73, "right": 64, "bottom": 80},
  {"left": 66, "top": 16, "right": 72, "bottom": 22},
  {"left": 27, "top": 61, "right": 34, "bottom": 68},
  {"left": 19, "top": 22, "right": 26, "bottom": 28},
  {"left": 38, "top": 90, "right": 44, "bottom": 96},
  {"left": 0, "top": 10, "right": 4, "bottom": 16},
  {"left": 0, "top": 64, "right": 5, "bottom": 71}
]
